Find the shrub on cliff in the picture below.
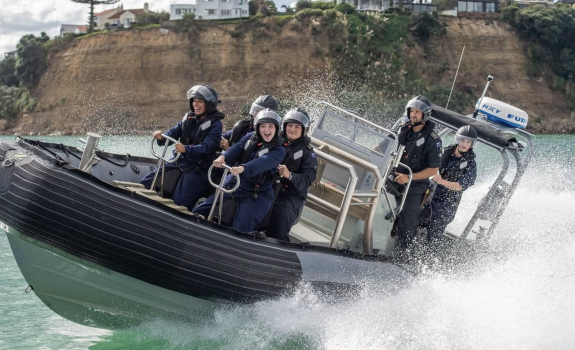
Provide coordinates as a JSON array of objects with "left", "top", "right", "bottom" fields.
[
  {"left": 249, "top": 0, "right": 278, "bottom": 16},
  {"left": 15, "top": 34, "right": 48, "bottom": 89},
  {"left": 0, "top": 57, "right": 19, "bottom": 87},
  {"left": 501, "top": 5, "right": 575, "bottom": 108},
  {"left": 409, "top": 11, "right": 446, "bottom": 41},
  {"left": 0, "top": 86, "right": 23, "bottom": 120},
  {"left": 135, "top": 11, "right": 170, "bottom": 27},
  {"left": 296, "top": 8, "right": 324, "bottom": 20},
  {"left": 334, "top": 3, "right": 356, "bottom": 15}
]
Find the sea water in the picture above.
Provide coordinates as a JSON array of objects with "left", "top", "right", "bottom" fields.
[{"left": 1, "top": 134, "right": 574, "bottom": 350}]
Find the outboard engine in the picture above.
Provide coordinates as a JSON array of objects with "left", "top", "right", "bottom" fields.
[{"left": 475, "top": 97, "right": 529, "bottom": 129}]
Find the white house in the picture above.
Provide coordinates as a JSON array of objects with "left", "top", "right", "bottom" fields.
[
  {"left": 170, "top": 0, "right": 249, "bottom": 20},
  {"left": 335, "top": 0, "right": 436, "bottom": 12},
  {"left": 95, "top": 3, "right": 154, "bottom": 29},
  {"left": 60, "top": 24, "right": 88, "bottom": 36}
]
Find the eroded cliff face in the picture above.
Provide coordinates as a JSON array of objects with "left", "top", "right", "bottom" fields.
[
  {"left": 9, "top": 17, "right": 575, "bottom": 135},
  {"left": 421, "top": 17, "right": 574, "bottom": 133},
  {"left": 16, "top": 24, "right": 328, "bottom": 135}
]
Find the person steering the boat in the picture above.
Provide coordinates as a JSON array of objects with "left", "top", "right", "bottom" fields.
[
  {"left": 220, "top": 95, "right": 279, "bottom": 151},
  {"left": 140, "top": 84, "right": 225, "bottom": 211},
  {"left": 391, "top": 95, "right": 442, "bottom": 251},
  {"left": 193, "top": 109, "right": 285, "bottom": 233},
  {"left": 426, "top": 125, "right": 478, "bottom": 250},
  {"left": 260, "top": 107, "right": 317, "bottom": 242}
]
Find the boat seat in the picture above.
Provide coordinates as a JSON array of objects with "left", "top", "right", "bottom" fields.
[{"left": 112, "top": 180, "right": 193, "bottom": 215}]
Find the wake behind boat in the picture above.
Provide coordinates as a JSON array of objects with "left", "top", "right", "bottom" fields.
[{"left": 0, "top": 96, "right": 533, "bottom": 329}]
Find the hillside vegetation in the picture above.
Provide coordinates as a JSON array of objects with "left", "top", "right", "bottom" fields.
[{"left": 0, "top": 5, "right": 574, "bottom": 135}]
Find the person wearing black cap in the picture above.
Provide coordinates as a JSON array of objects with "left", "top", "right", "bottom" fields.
[
  {"left": 391, "top": 95, "right": 442, "bottom": 251},
  {"left": 262, "top": 107, "right": 317, "bottom": 242},
  {"left": 140, "top": 84, "right": 224, "bottom": 211},
  {"left": 426, "top": 125, "right": 478, "bottom": 250},
  {"left": 220, "top": 95, "right": 279, "bottom": 151},
  {"left": 193, "top": 109, "right": 285, "bottom": 233}
]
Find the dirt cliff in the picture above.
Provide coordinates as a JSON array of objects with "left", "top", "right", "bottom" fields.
[
  {"left": 421, "top": 17, "right": 574, "bottom": 133},
  {"left": 8, "top": 17, "right": 575, "bottom": 135}
]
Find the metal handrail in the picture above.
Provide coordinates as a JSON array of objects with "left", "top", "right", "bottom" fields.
[
  {"left": 207, "top": 164, "right": 240, "bottom": 225},
  {"left": 308, "top": 140, "right": 385, "bottom": 253}
]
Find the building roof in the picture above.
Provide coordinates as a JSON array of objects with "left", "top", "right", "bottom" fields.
[
  {"left": 108, "top": 9, "right": 155, "bottom": 19},
  {"left": 95, "top": 8, "right": 117, "bottom": 17},
  {"left": 458, "top": 0, "right": 497, "bottom": 3},
  {"left": 61, "top": 24, "right": 84, "bottom": 32}
]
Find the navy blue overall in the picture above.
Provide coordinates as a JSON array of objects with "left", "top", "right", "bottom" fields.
[
  {"left": 265, "top": 135, "right": 317, "bottom": 242},
  {"left": 193, "top": 132, "right": 285, "bottom": 233},
  {"left": 427, "top": 144, "right": 476, "bottom": 248},
  {"left": 140, "top": 111, "right": 224, "bottom": 211}
]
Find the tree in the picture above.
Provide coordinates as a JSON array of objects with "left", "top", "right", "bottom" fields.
[
  {"left": 0, "top": 85, "right": 22, "bottom": 120},
  {"left": 249, "top": 0, "right": 277, "bottom": 16},
  {"left": 296, "top": 0, "right": 312, "bottom": 12},
  {"left": 0, "top": 56, "right": 19, "bottom": 87},
  {"left": 71, "top": 0, "right": 120, "bottom": 33},
  {"left": 334, "top": 2, "right": 356, "bottom": 14},
  {"left": 135, "top": 11, "right": 170, "bottom": 26},
  {"left": 281, "top": 5, "right": 294, "bottom": 14},
  {"left": 15, "top": 34, "right": 47, "bottom": 89}
]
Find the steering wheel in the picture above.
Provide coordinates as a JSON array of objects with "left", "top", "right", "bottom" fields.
[
  {"left": 150, "top": 134, "right": 181, "bottom": 164},
  {"left": 208, "top": 164, "right": 240, "bottom": 193}
]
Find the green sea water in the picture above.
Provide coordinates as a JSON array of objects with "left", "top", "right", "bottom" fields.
[{"left": 1, "top": 134, "right": 575, "bottom": 349}]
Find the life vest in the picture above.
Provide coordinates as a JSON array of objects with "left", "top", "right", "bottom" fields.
[
  {"left": 229, "top": 117, "right": 254, "bottom": 146},
  {"left": 279, "top": 135, "right": 312, "bottom": 188},
  {"left": 180, "top": 110, "right": 225, "bottom": 145},
  {"left": 238, "top": 133, "right": 284, "bottom": 186},
  {"left": 398, "top": 121, "right": 439, "bottom": 174},
  {"left": 440, "top": 144, "right": 476, "bottom": 183}
]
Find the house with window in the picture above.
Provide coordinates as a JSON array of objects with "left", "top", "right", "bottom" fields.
[
  {"left": 457, "top": 0, "right": 498, "bottom": 14},
  {"left": 335, "top": 0, "right": 436, "bottom": 13},
  {"left": 170, "top": 0, "right": 249, "bottom": 20},
  {"left": 96, "top": 3, "right": 154, "bottom": 29},
  {"left": 4, "top": 50, "right": 17, "bottom": 58},
  {"left": 95, "top": 7, "right": 122, "bottom": 29},
  {"left": 513, "top": 0, "right": 554, "bottom": 7},
  {"left": 556, "top": 0, "right": 575, "bottom": 7},
  {"left": 60, "top": 24, "right": 88, "bottom": 36}
]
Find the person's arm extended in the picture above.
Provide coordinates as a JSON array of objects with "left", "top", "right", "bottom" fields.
[
  {"left": 432, "top": 174, "right": 462, "bottom": 191},
  {"left": 395, "top": 167, "right": 437, "bottom": 184}
]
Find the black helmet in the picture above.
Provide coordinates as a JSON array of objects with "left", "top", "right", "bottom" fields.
[
  {"left": 249, "top": 95, "right": 278, "bottom": 117},
  {"left": 282, "top": 107, "right": 310, "bottom": 137},
  {"left": 406, "top": 95, "right": 432, "bottom": 122},
  {"left": 254, "top": 109, "right": 282, "bottom": 139},
  {"left": 455, "top": 125, "right": 478, "bottom": 148},
  {"left": 187, "top": 84, "right": 219, "bottom": 114}
]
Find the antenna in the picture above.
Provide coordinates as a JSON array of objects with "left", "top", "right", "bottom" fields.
[
  {"left": 446, "top": 45, "right": 465, "bottom": 109},
  {"left": 473, "top": 75, "right": 494, "bottom": 118}
]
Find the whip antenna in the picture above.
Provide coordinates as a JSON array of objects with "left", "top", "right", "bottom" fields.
[
  {"left": 446, "top": 46, "right": 465, "bottom": 109},
  {"left": 473, "top": 75, "right": 494, "bottom": 118}
]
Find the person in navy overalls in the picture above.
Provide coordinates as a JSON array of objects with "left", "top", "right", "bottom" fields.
[
  {"left": 426, "top": 125, "right": 478, "bottom": 250},
  {"left": 220, "top": 95, "right": 278, "bottom": 151},
  {"left": 140, "top": 84, "right": 224, "bottom": 211},
  {"left": 264, "top": 107, "right": 317, "bottom": 242},
  {"left": 193, "top": 109, "right": 285, "bottom": 233},
  {"left": 392, "top": 96, "right": 442, "bottom": 250}
]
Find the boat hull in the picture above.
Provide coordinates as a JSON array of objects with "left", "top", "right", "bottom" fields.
[
  {"left": 5, "top": 226, "right": 216, "bottom": 328},
  {"left": 0, "top": 139, "right": 408, "bottom": 329}
]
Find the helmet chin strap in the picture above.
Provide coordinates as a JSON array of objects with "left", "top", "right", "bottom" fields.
[
  {"left": 411, "top": 120, "right": 425, "bottom": 127},
  {"left": 456, "top": 145, "right": 472, "bottom": 155}
]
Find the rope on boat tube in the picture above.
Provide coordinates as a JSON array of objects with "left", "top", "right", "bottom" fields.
[
  {"left": 2, "top": 159, "right": 13, "bottom": 167},
  {"left": 24, "top": 285, "right": 34, "bottom": 293}
]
